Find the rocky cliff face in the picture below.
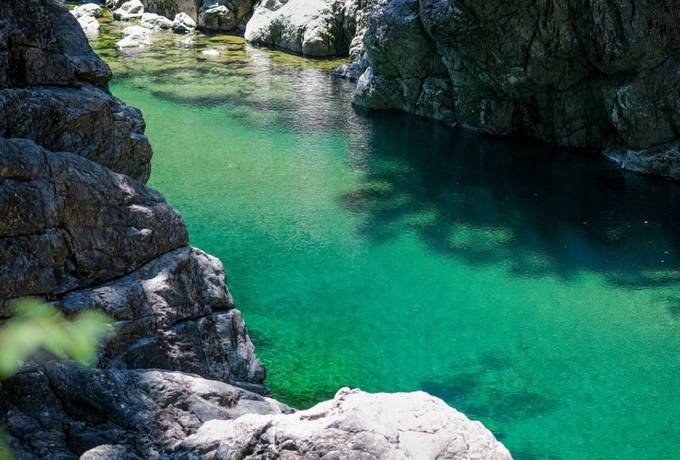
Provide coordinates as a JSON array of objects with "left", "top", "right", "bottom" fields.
[
  {"left": 0, "top": 1, "right": 511, "bottom": 458},
  {"left": 353, "top": 0, "right": 680, "bottom": 179}
]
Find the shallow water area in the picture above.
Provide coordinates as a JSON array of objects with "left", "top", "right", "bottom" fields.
[{"left": 85, "top": 7, "right": 680, "bottom": 459}]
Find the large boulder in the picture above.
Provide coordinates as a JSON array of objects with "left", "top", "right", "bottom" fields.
[
  {"left": 172, "top": 388, "right": 513, "bottom": 459},
  {"left": 140, "top": 12, "right": 174, "bottom": 29},
  {"left": 113, "top": 0, "right": 145, "bottom": 20},
  {"left": 172, "top": 11, "right": 197, "bottom": 33},
  {"left": 72, "top": 3, "right": 103, "bottom": 19},
  {"left": 354, "top": 0, "right": 680, "bottom": 179},
  {"left": 245, "top": 0, "right": 350, "bottom": 56},
  {"left": 0, "top": 365, "right": 288, "bottom": 459}
]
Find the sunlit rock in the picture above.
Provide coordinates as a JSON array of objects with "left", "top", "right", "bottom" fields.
[
  {"left": 172, "top": 11, "right": 196, "bottom": 33},
  {"left": 72, "top": 3, "right": 103, "bottom": 18},
  {"left": 173, "top": 388, "right": 513, "bottom": 459},
  {"left": 140, "top": 12, "right": 173, "bottom": 30},
  {"left": 113, "top": 0, "right": 145, "bottom": 20}
]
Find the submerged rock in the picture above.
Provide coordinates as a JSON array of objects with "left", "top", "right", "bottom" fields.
[
  {"left": 354, "top": 0, "right": 680, "bottom": 179},
  {"left": 171, "top": 388, "right": 512, "bottom": 459}
]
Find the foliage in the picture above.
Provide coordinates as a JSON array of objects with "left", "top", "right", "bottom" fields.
[
  {"left": 0, "top": 299, "right": 114, "bottom": 459},
  {"left": 0, "top": 299, "right": 114, "bottom": 379},
  {"left": 0, "top": 427, "right": 10, "bottom": 460}
]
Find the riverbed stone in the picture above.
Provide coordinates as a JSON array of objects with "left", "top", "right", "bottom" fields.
[
  {"left": 72, "top": 3, "right": 103, "bottom": 19},
  {"left": 140, "top": 12, "right": 174, "bottom": 29},
  {"left": 113, "top": 0, "right": 145, "bottom": 20},
  {"left": 172, "top": 12, "right": 197, "bottom": 33},
  {"left": 77, "top": 14, "right": 101, "bottom": 38}
]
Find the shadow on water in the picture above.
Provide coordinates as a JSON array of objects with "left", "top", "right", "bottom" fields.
[{"left": 339, "top": 111, "right": 680, "bottom": 289}]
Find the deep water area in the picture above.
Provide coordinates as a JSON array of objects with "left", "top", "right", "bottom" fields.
[{"left": 90, "top": 11, "right": 680, "bottom": 460}]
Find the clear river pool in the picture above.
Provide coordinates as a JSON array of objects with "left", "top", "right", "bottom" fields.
[{"left": 89, "top": 12, "right": 680, "bottom": 460}]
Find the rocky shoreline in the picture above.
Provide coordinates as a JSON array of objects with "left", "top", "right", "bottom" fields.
[
  {"left": 0, "top": 1, "right": 512, "bottom": 458},
  {"left": 75, "top": 0, "right": 680, "bottom": 180}
]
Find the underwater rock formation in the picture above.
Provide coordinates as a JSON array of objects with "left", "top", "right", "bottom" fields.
[{"left": 353, "top": 0, "right": 680, "bottom": 179}]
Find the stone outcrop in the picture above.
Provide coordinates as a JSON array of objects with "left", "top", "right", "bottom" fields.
[
  {"left": 245, "top": 0, "right": 378, "bottom": 57},
  {"left": 170, "top": 388, "right": 513, "bottom": 459},
  {"left": 0, "top": 364, "right": 289, "bottom": 459},
  {"left": 113, "top": 0, "right": 146, "bottom": 21},
  {"left": 353, "top": 0, "right": 680, "bottom": 179}
]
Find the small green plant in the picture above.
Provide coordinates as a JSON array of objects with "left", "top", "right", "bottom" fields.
[
  {"left": 0, "top": 299, "right": 114, "bottom": 378},
  {"left": 0, "top": 299, "right": 114, "bottom": 459}
]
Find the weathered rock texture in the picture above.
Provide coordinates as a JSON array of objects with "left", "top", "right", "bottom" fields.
[
  {"left": 353, "top": 0, "right": 680, "bottom": 179},
  {"left": 170, "top": 388, "right": 513, "bottom": 459},
  {"left": 0, "top": 0, "right": 151, "bottom": 181},
  {"left": 245, "top": 0, "right": 376, "bottom": 57},
  {"left": 0, "top": 364, "right": 289, "bottom": 459}
]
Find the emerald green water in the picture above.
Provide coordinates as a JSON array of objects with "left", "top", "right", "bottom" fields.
[{"left": 90, "top": 13, "right": 680, "bottom": 459}]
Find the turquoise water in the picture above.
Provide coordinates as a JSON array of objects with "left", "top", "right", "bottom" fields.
[{"left": 91, "top": 14, "right": 680, "bottom": 459}]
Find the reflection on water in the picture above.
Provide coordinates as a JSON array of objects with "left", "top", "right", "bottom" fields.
[
  {"left": 89, "top": 9, "right": 680, "bottom": 460},
  {"left": 339, "top": 115, "right": 680, "bottom": 287}
]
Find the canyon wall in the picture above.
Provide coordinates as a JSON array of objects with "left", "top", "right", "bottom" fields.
[{"left": 353, "top": 0, "right": 680, "bottom": 179}]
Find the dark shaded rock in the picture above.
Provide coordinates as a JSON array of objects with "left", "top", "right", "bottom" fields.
[
  {"left": 0, "top": 138, "right": 187, "bottom": 308},
  {"left": 0, "top": 364, "right": 289, "bottom": 459},
  {"left": 57, "top": 246, "right": 266, "bottom": 389},
  {"left": 354, "top": 0, "right": 680, "bottom": 179},
  {"left": 0, "top": 0, "right": 151, "bottom": 182}
]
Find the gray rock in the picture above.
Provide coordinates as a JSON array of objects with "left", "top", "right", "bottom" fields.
[
  {"left": 245, "top": 0, "right": 348, "bottom": 57},
  {"left": 72, "top": 3, "right": 103, "bottom": 19},
  {"left": 77, "top": 14, "right": 101, "bottom": 38},
  {"left": 0, "top": 138, "right": 187, "bottom": 303},
  {"left": 57, "top": 246, "right": 267, "bottom": 389},
  {"left": 140, "top": 12, "right": 174, "bottom": 30},
  {"left": 113, "top": 0, "right": 145, "bottom": 20},
  {"left": 172, "top": 388, "right": 512, "bottom": 459},
  {"left": 354, "top": 0, "right": 680, "bottom": 179},
  {"left": 117, "top": 24, "right": 154, "bottom": 48},
  {"left": 1, "top": 86, "right": 153, "bottom": 182},
  {"left": 172, "top": 12, "right": 197, "bottom": 33},
  {"left": 0, "top": 365, "right": 289, "bottom": 459},
  {"left": 144, "top": 0, "right": 199, "bottom": 21}
]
